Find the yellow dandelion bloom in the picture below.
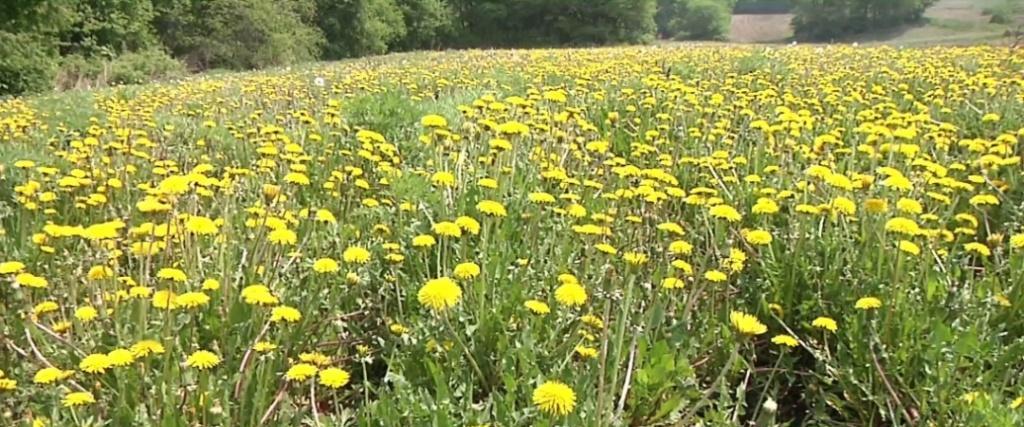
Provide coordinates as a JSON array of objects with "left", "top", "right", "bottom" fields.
[
  {"left": 417, "top": 277, "right": 463, "bottom": 311},
  {"left": 319, "top": 367, "right": 351, "bottom": 388},
  {"left": 524, "top": 300, "right": 551, "bottom": 315},
  {"left": 342, "top": 246, "right": 371, "bottom": 264},
  {"left": 812, "top": 317, "right": 838, "bottom": 332},
  {"left": 730, "top": 311, "right": 767, "bottom": 336},
  {"left": 313, "top": 257, "right": 340, "bottom": 273},
  {"left": 285, "top": 363, "right": 318, "bottom": 381},
  {"left": 855, "top": 297, "right": 882, "bottom": 310},
  {"left": 185, "top": 350, "right": 221, "bottom": 370},
  {"left": 532, "top": 381, "right": 576, "bottom": 416},
  {"left": 771, "top": 334, "right": 799, "bottom": 347},
  {"left": 62, "top": 391, "right": 95, "bottom": 407},
  {"left": 554, "top": 282, "right": 587, "bottom": 307}
]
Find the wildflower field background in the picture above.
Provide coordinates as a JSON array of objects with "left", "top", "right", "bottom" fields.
[{"left": 2, "top": 45, "right": 1024, "bottom": 426}]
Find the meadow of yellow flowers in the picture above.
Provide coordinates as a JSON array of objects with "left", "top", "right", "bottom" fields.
[{"left": 1, "top": 45, "right": 1024, "bottom": 426}]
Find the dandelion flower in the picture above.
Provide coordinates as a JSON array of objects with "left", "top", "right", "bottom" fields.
[
  {"left": 524, "top": 300, "right": 551, "bottom": 315},
  {"left": 268, "top": 228, "right": 298, "bottom": 245},
  {"left": 421, "top": 114, "right": 448, "bottom": 128},
  {"left": 477, "top": 200, "right": 507, "bottom": 217},
  {"left": 897, "top": 240, "right": 920, "bottom": 256},
  {"left": 318, "top": 367, "right": 351, "bottom": 388},
  {"left": 412, "top": 234, "right": 437, "bottom": 248},
  {"left": 455, "top": 216, "right": 481, "bottom": 235},
  {"left": 270, "top": 305, "right": 302, "bottom": 323},
  {"left": 34, "top": 367, "right": 74, "bottom": 384},
  {"left": 964, "top": 242, "right": 991, "bottom": 257},
  {"left": 594, "top": 243, "right": 617, "bottom": 255},
  {"left": 175, "top": 292, "right": 210, "bottom": 308},
  {"left": 855, "top": 297, "right": 882, "bottom": 310},
  {"left": 313, "top": 258, "right": 340, "bottom": 273},
  {"left": 201, "top": 279, "right": 221, "bottom": 291},
  {"left": 0, "top": 261, "right": 26, "bottom": 274},
  {"left": 107, "top": 348, "right": 135, "bottom": 366},
  {"left": 285, "top": 363, "right": 318, "bottom": 381},
  {"left": 432, "top": 221, "right": 462, "bottom": 238},
  {"left": 156, "top": 267, "right": 187, "bottom": 282},
  {"left": 744, "top": 229, "right": 773, "bottom": 245},
  {"left": 812, "top": 317, "right": 838, "bottom": 332},
  {"left": 417, "top": 277, "right": 462, "bottom": 311},
  {"left": 79, "top": 353, "right": 113, "bottom": 374},
  {"left": 342, "top": 246, "right": 371, "bottom": 264},
  {"left": 730, "top": 311, "right": 767, "bottom": 336},
  {"left": 623, "top": 252, "right": 648, "bottom": 265},
  {"left": 131, "top": 340, "right": 165, "bottom": 357},
  {"left": 1011, "top": 233, "right": 1024, "bottom": 249},
  {"left": 15, "top": 273, "right": 48, "bottom": 288},
  {"left": 704, "top": 270, "right": 728, "bottom": 282},
  {"left": 185, "top": 350, "right": 221, "bottom": 370},
  {"left": 661, "top": 277, "right": 684, "bottom": 289},
  {"left": 709, "top": 204, "right": 742, "bottom": 222},
  {"left": 532, "top": 381, "right": 576, "bottom": 416},
  {"left": 554, "top": 282, "right": 587, "bottom": 307},
  {"left": 453, "top": 262, "right": 481, "bottom": 279},
  {"left": 62, "top": 391, "right": 95, "bottom": 407},
  {"left": 771, "top": 334, "right": 798, "bottom": 347},
  {"left": 74, "top": 306, "right": 99, "bottom": 322},
  {"left": 574, "top": 345, "right": 598, "bottom": 359}
]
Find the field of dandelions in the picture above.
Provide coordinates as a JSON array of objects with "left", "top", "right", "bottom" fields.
[{"left": 1, "top": 45, "right": 1024, "bottom": 426}]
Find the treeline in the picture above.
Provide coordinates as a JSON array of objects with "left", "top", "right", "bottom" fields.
[
  {"left": 1, "top": 0, "right": 939, "bottom": 96},
  {"left": 1, "top": 0, "right": 748, "bottom": 96},
  {"left": 792, "top": 0, "right": 937, "bottom": 40}
]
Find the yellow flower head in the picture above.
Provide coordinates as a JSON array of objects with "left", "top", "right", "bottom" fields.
[
  {"left": 417, "top": 277, "right": 462, "bottom": 312},
  {"left": 730, "top": 311, "right": 767, "bottom": 336},
  {"left": 812, "top": 316, "right": 838, "bottom": 332},
  {"left": 185, "top": 350, "right": 221, "bottom": 370},
  {"left": 855, "top": 297, "right": 882, "bottom": 310},
  {"left": 319, "top": 367, "right": 351, "bottom": 388},
  {"left": 554, "top": 282, "right": 587, "bottom": 307},
  {"left": 532, "top": 380, "right": 576, "bottom": 416}
]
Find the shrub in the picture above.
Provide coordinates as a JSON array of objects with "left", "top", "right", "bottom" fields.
[
  {"left": 0, "top": 32, "right": 58, "bottom": 96},
  {"left": 108, "top": 49, "right": 186, "bottom": 85},
  {"left": 676, "top": 0, "right": 732, "bottom": 40}
]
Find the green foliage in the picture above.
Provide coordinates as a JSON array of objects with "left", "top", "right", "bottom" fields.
[
  {"left": 657, "top": 0, "right": 734, "bottom": 40},
  {"left": 154, "top": 0, "right": 323, "bottom": 69},
  {"left": 733, "top": 0, "right": 792, "bottom": 13},
  {"left": 983, "top": 0, "right": 1022, "bottom": 24},
  {"left": 0, "top": 31, "right": 58, "bottom": 96},
  {"left": 54, "top": 49, "right": 184, "bottom": 90},
  {"left": 393, "top": 0, "right": 456, "bottom": 50},
  {"left": 677, "top": 0, "right": 733, "bottom": 40},
  {"left": 451, "top": 0, "right": 657, "bottom": 47},
  {"left": 318, "top": 0, "right": 406, "bottom": 59},
  {"left": 64, "top": 0, "right": 158, "bottom": 56},
  {"left": 792, "top": 0, "right": 937, "bottom": 40},
  {"left": 107, "top": 48, "right": 185, "bottom": 85}
]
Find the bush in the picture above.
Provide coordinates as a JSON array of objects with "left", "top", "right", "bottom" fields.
[
  {"left": 109, "top": 49, "right": 186, "bottom": 85},
  {"left": 0, "top": 32, "right": 58, "bottom": 96},
  {"left": 793, "top": 0, "right": 937, "bottom": 40},
  {"left": 676, "top": 0, "right": 732, "bottom": 40}
]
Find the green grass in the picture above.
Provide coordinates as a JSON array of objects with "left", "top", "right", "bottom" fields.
[{"left": 2, "top": 45, "right": 1024, "bottom": 426}]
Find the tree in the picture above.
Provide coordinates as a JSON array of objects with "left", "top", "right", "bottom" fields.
[
  {"left": 792, "top": 0, "right": 936, "bottom": 40},
  {"left": 393, "top": 0, "right": 456, "bottom": 50},
  {"left": 657, "top": 0, "right": 734, "bottom": 40},
  {"left": 317, "top": 0, "right": 406, "bottom": 59},
  {"left": 154, "top": 0, "right": 323, "bottom": 69}
]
